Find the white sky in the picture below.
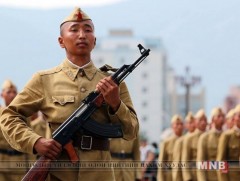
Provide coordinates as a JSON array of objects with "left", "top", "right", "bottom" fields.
[{"left": 0, "top": 0, "right": 126, "bottom": 9}]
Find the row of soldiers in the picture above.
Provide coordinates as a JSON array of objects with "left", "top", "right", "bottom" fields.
[{"left": 157, "top": 107, "right": 240, "bottom": 181}]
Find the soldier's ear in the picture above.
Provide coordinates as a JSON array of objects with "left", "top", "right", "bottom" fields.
[
  {"left": 94, "top": 38, "right": 96, "bottom": 46},
  {"left": 58, "top": 37, "right": 65, "bottom": 48}
]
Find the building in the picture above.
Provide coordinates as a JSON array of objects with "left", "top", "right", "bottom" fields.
[
  {"left": 223, "top": 86, "right": 240, "bottom": 112},
  {"left": 92, "top": 29, "right": 169, "bottom": 143}
]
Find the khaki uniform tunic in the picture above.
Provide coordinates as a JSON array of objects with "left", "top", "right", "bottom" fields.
[
  {"left": 217, "top": 127, "right": 240, "bottom": 181},
  {"left": 197, "top": 129, "right": 222, "bottom": 181},
  {"left": 0, "top": 59, "right": 139, "bottom": 181},
  {"left": 181, "top": 129, "right": 204, "bottom": 181},
  {"left": 172, "top": 133, "right": 192, "bottom": 181},
  {"left": 110, "top": 136, "right": 141, "bottom": 181},
  {"left": 0, "top": 107, "right": 30, "bottom": 181},
  {"left": 157, "top": 134, "right": 180, "bottom": 181}
]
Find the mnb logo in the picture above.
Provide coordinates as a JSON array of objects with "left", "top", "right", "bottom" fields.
[{"left": 196, "top": 161, "right": 228, "bottom": 173}]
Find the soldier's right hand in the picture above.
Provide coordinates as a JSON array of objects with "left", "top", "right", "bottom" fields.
[{"left": 34, "top": 138, "right": 62, "bottom": 160}]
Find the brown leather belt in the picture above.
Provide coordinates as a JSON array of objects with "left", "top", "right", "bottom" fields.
[
  {"left": 0, "top": 148, "right": 24, "bottom": 156},
  {"left": 73, "top": 135, "right": 109, "bottom": 151},
  {"left": 111, "top": 152, "right": 133, "bottom": 159}
]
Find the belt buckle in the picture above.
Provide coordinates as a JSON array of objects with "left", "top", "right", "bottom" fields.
[{"left": 81, "top": 135, "right": 92, "bottom": 150}]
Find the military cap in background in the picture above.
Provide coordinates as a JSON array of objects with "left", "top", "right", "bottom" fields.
[
  {"left": 226, "top": 109, "right": 235, "bottom": 119},
  {"left": 210, "top": 107, "right": 224, "bottom": 120},
  {"left": 185, "top": 112, "right": 195, "bottom": 123},
  {"left": 171, "top": 114, "right": 182, "bottom": 124},
  {"left": 195, "top": 109, "right": 207, "bottom": 119},
  {"left": 234, "top": 104, "right": 240, "bottom": 114},
  {"left": 1, "top": 80, "right": 17, "bottom": 91}
]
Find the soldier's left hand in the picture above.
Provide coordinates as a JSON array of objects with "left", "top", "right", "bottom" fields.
[{"left": 96, "top": 76, "right": 121, "bottom": 112}]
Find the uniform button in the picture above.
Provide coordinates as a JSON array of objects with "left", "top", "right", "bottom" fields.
[
  {"left": 80, "top": 87, "right": 86, "bottom": 92},
  {"left": 79, "top": 70, "right": 85, "bottom": 77}
]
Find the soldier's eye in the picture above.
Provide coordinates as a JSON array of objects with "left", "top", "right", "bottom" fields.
[{"left": 70, "top": 28, "right": 78, "bottom": 32}]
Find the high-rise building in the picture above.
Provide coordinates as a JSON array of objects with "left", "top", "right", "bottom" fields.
[{"left": 92, "top": 29, "right": 169, "bottom": 143}]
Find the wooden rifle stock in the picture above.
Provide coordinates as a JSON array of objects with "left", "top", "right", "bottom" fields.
[{"left": 22, "top": 156, "right": 51, "bottom": 181}]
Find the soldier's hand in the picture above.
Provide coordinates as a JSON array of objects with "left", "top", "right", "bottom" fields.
[
  {"left": 34, "top": 138, "right": 62, "bottom": 160},
  {"left": 96, "top": 76, "right": 121, "bottom": 112}
]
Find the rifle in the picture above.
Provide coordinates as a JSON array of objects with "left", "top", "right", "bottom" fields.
[{"left": 22, "top": 44, "right": 150, "bottom": 181}]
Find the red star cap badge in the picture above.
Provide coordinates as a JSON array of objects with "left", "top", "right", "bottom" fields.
[{"left": 75, "top": 11, "right": 83, "bottom": 20}]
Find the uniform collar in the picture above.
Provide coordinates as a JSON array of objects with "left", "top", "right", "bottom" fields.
[
  {"left": 62, "top": 59, "right": 97, "bottom": 81},
  {"left": 211, "top": 127, "right": 222, "bottom": 134},
  {"left": 194, "top": 128, "right": 204, "bottom": 135}
]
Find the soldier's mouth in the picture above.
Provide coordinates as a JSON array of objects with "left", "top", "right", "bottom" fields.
[{"left": 76, "top": 42, "right": 88, "bottom": 47}]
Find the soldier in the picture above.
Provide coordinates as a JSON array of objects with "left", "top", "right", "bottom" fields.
[
  {"left": 197, "top": 107, "right": 225, "bottom": 181},
  {"left": 157, "top": 115, "right": 184, "bottom": 181},
  {"left": 172, "top": 112, "right": 196, "bottom": 181},
  {"left": 0, "top": 80, "right": 30, "bottom": 180},
  {"left": 224, "top": 109, "right": 234, "bottom": 130},
  {"left": 110, "top": 137, "right": 141, "bottom": 181},
  {"left": 0, "top": 7, "right": 139, "bottom": 181},
  {"left": 217, "top": 105, "right": 240, "bottom": 181},
  {"left": 181, "top": 109, "right": 208, "bottom": 181},
  {"left": 184, "top": 112, "right": 196, "bottom": 135}
]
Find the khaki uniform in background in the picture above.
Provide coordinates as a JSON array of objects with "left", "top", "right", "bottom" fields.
[
  {"left": 29, "top": 112, "right": 51, "bottom": 160},
  {"left": 197, "top": 129, "right": 222, "bottom": 181},
  {"left": 157, "top": 134, "right": 180, "bottom": 181},
  {"left": 110, "top": 136, "right": 141, "bottom": 181},
  {"left": 0, "top": 60, "right": 139, "bottom": 181},
  {"left": 30, "top": 112, "right": 51, "bottom": 139},
  {"left": 0, "top": 107, "right": 30, "bottom": 181},
  {"left": 158, "top": 114, "right": 183, "bottom": 181},
  {"left": 217, "top": 127, "right": 240, "bottom": 181},
  {"left": 181, "top": 129, "right": 204, "bottom": 181},
  {"left": 172, "top": 112, "right": 196, "bottom": 181},
  {"left": 172, "top": 135, "right": 185, "bottom": 181}
]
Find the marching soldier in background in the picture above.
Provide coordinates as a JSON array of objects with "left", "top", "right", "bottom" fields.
[
  {"left": 184, "top": 112, "right": 196, "bottom": 135},
  {"left": 172, "top": 112, "right": 196, "bottom": 181},
  {"left": 157, "top": 115, "right": 184, "bottom": 181},
  {"left": 217, "top": 105, "right": 240, "bottom": 181},
  {"left": 181, "top": 109, "right": 208, "bottom": 181},
  {"left": 0, "top": 80, "right": 29, "bottom": 180},
  {"left": 197, "top": 107, "right": 225, "bottom": 181},
  {"left": 110, "top": 136, "right": 141, "bottom": 181},
  {"left": 224, "top": 109, "right": 234, "bottom": 130}
]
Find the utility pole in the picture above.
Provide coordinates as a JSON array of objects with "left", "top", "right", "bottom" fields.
[{"left": 176, "top": 66, "right": 201, "bottom": 116}]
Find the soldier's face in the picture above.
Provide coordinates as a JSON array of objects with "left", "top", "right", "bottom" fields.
[
  {"left": 213, "top": 113, "right": 225, "bottom": 130},
  {"left": 1, "top": 88, "right": 17, "bottom": 106},
  {"left": 226, "top": 118, "right": 234, "bottom": 129},
  {"left": 172, "top": 121, "right": 183, "bottom": 136},
  {"left": 234, "top": 113, "right": 240, "bottom": 128},
  {"left": 186, "top": 120, "right": 196, "bottom": 133},
  {"left": 58, "top": 20, "right": 96, "bottom": 57},
  {"left": 197, "top": 117, "right": 207, "bottom": 131}
]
